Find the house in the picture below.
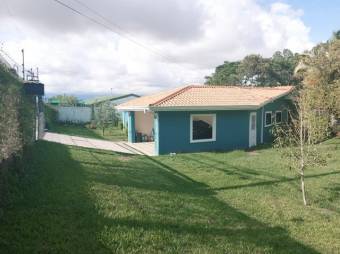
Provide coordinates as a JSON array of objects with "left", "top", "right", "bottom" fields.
[
  {"left": 83, "top": 94, "right": 140, "bottom": 125},
  {"left": 116, "top": 85, "right": 294, "bottom": 155},
  {"left": 83, "top": 93, "right": 140, "bottom": 106}
]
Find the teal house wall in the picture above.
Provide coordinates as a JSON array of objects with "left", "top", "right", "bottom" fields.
[
  {"left": 259, "top": 97, "right": 292, "bottom": 143},
  {"left": 127, "top": 96, "right": 292, "bottom": 155},
  {"left": 156, "top": 110, "right": 250, "bottom": 155}
]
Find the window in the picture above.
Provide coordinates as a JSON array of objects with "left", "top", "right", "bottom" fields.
[
  {"left": 275, "top": 111, "right": 282, "bottom": 123},
  {"left": 190, "top": 114, "right": 216, "bottom": 143},
  {"left": 265, "top": 111, "right": 272, "bottom": 127},
  {"left": 287, "top": 110, "right": 292, "bottom": 124}
]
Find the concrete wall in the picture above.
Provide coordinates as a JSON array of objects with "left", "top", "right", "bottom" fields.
[
  {"left": 135, "top": 111, "right": 154, "bottom": 135},
  {"left": 57, "top": 106, "right": 92, "bottom": 123}
]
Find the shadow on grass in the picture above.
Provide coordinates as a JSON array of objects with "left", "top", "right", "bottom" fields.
[
  {"left": 0, "top": 142, "right": 110, "bottom": 253},
  {"left": 213, "top": 171, "right": 340, "bottom": 191},
  {"left": 88, "top": 148, "right": 319, "bottom": 253},
  {"left": 180, "top": 153, "right": 340, "bottom": 191},
  {"left": 0, "top": 141, "right": 320, "bottom": 253}
]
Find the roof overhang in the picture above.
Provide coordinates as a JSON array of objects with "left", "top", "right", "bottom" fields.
[
  {"left": 257, "top": 89, "right": 294, "bottom": 108},
  {"left": 115, "top": 106, "right": 150, "bottom": 112},
  {"left": 151, "top": 105, "right": 260, "bottom": 111}
]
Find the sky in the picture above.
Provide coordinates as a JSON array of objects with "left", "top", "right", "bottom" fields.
[{"left": 0, "top": 0, "right": 339, "bottom": 98}]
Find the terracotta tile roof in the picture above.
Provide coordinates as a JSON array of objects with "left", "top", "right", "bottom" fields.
[{"left": 116, "top": 85, "right": 294, "bottom": 110}]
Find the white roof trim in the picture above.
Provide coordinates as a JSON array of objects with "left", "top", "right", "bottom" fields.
[
  {"left": 151, "top": 105, "right": 260, "bottom": 111},
  {"left": 115, "top": 106, "right": 150, "bottom": 112},
  {"left": 257, "top": 90, "right": 293, "bottom": 108}
]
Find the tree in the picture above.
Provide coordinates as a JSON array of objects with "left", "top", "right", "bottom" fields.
[
  {"left": 205, "top": 61, "right": 241, "bottom": 85},
  {"left": 295, "top": 33, "right": 340, "bottom": 119},
  {"left": 238, "top": 54, "right": 269, "bottom": 85},
  {"left": 267, "top": 49, "right": 299, "bottom": 86},
  {"left": 205, "top": 50, "right": 299, "bottom": 86},
  {"left": 95, "top": 101, "right": 116, "bottom": 136},
  {"left": 273, "top": 33, "right": 340, "bottom": 206},
  {"left": 49, "top": 94, "right": 79, "bottom": 106},
  {"left": 273, "top": 87, "right": 331, "bottom": 205}
]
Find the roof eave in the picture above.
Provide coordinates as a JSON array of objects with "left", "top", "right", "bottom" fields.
[
  {"left": 257, "top": 88, "right": 294, "bottom": 108},
  {"left": 115, "top": 105, "right": 150, "bottom": 112},
  {"left": 151, "top": 105, "right": 260, "bottom": 111}
]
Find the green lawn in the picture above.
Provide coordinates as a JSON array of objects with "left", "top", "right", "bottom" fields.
[
  {"left": 47, "top": 123, "right": 127, "bottom": 141},
  {"left": 0, "top": 138, "right": 339, "bottom": 253}
]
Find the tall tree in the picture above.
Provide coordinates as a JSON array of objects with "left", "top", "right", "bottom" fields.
[
  {"left": 205, "top": 61, "right": 241, "bottom": 85},
  {"left": 238, "top": 54, "right": 269, "bottom": 85},
  {"left": 205, "top": 50, "right": 299, "bottom": 86},
  {"left": 267, "top": 49, "right": 299, "bottom": 86}
]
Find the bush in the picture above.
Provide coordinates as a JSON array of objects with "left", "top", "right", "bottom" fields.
[
  {"left": 0, "top": 64, "right": 35, "bottom": 212},
  {"left": 44, "top": 104, "right": 58, "bottom": 130}
]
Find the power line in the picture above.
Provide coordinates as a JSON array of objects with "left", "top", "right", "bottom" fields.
[
  {"left": 0, "top": 47, "right": 20, "bottom": 66},
  {"left": 50, "top": 0, "right": 174, "bottom": 62},
  {"left": 3, "top": 0, "right": 24, "bottom": 34}
]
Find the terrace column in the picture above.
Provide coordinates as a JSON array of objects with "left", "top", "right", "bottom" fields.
[
  {"left": 128, "top": 111, "right": 136, "bottom": 143},
  {"left": 154, "top": 113, "right": 159, "bottom": 155}
]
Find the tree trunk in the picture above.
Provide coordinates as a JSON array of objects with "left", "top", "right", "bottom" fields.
[
  {"left": 300, "top": 170, "right": 307, "bottom": 206},
  {"left": 300, "top": 105, "right": 307, "bottom": 206}
]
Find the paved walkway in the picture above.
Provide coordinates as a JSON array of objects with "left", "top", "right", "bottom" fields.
[{"left": 42, "top": 132, "right": 155, "bottom": 156}]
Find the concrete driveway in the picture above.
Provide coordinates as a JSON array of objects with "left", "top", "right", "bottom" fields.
[{"left": 42, "top": 132, "right": 155, "bottom": 156}]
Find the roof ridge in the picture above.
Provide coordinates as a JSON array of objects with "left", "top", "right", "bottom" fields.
[
  {"left": 198, "top": 85, "right": 293, "bottom": 89},
  {"left": 151, "top": 85, "right": 194, "bottom": 106},
  {"left": 197, "top": 84, "right": 294, "bottom": 90}
]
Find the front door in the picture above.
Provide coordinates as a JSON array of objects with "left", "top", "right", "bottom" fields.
[{"left": 249, "top": 112, "right": 257, "bottom": 147}]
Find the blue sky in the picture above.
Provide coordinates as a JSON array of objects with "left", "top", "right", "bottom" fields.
[{"left": 263, "top": 0, "right": 340, "bottom": 43}]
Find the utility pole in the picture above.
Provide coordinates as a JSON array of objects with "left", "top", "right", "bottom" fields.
[{"left": 21, "top": 49, "right": 25, "bottom": 80}]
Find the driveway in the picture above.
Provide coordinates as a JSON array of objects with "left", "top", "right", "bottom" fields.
[{"left": 42, "top": 132, "right": 155, "bottom": 156}]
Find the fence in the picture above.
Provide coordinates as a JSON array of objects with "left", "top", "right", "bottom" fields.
[{"left": 56, "top": 106, "right": 92, "bottom": 123}]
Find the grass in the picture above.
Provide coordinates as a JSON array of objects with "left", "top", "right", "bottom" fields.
[
  {"left": 47, "top": 123, "right": 127, "bottom": 141},
  {"left": 0, "top": 138, "right": 339, "bottom": 253}
]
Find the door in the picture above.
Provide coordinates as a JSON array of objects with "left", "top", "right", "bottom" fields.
[{"left": 249, "top": 112, "right": 257, "bottom": 147}]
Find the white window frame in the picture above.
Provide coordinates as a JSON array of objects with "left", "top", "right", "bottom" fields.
[
  {"left": 275, "top": 111, "right": 282, "bottom": 124},
  {"left": 265, "top": 111, "right": 272, "bottom": 127},
  {"left": 190, "top": 114, "right": 216, "bottom": 143}
]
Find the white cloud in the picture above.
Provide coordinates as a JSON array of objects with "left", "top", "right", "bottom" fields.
[{"left": 0, "top": 0, "right": 313, "bottom": 97}]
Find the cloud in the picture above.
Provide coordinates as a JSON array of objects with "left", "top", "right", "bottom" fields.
[
  {"left": 0, "top": 0, "right": 313, "bottom": 97},
  {"left": 0, "top": 0, "right": 205, "bottom": 42}
]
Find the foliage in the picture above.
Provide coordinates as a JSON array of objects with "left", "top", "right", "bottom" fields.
[
  {"left": 44, "top": 104, "right": 58, "bottom": 130},
  {"left": 49, "top": 94, "right": 79, "bottom": 106},
  {"left": 0, "top": 64, "right": 35, "bottom": 162},
  {"left": 205, "top": 49, "right": 299, "bottom": 86},
  {"left": 95, "top": 101, "right": 117, "bottom": 135},
  {"left": 205, "top": 61, "right": 241, "bottom": 85},
  {"left": 0, "top": 140, "right": 340, "bottom": 253},
  {"left": 295, "top": 32, "right": 340, "bottom": 118}
]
